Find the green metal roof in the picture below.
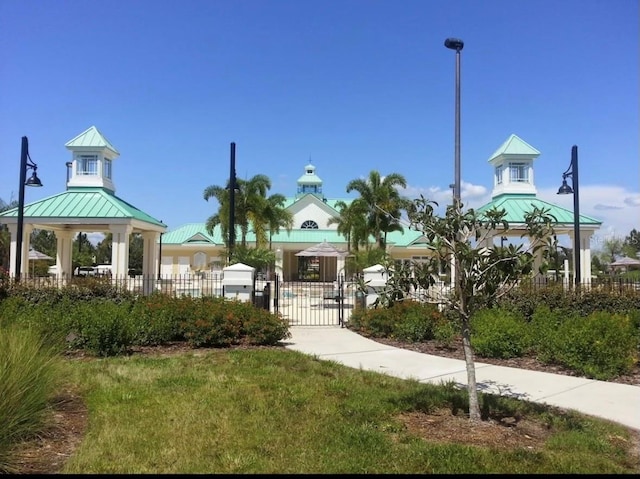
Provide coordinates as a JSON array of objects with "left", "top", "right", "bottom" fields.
[
  {"left": 161, "top": 223, "right": 351, "bottom": 246},
  {"left": 488, "top": 134, "right": 540, "bottom": 162},
  {"left": 476, "top": 194, "right": 602, "bottom": 226},
  {"left": 0, "top": 187, "right": 165, "bottom": 227},
  {"left": 65, "top": 126, "right": 120, "bottom": 155},
  {"left": 162, "top": 223, "right": 223, "bottom": 245}
]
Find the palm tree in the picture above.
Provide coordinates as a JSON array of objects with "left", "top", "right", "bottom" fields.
[
  {"left": 204, "top": 174, "right": 289, "bottom": 251},
  {"left": 236, "top": 174, "right": 271, "bottom": 247},
  {"left": 203, "top": 182, "right": 232, "bottom": 245},
  {"left": 345, "top": 170, "right": 409, "bottom": 250},
  {"left": 261, "top": 193, "right": 294, "bottom": 250},
  {"left": 327, "top": 200, "right": 369, "bottom": 251}
]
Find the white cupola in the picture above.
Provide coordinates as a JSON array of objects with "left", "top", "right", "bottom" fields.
[
  {"left": 488, "top": 134, "right": 540, "bottom": 198},
  {"left": 296, "top": 163, "right": 323, "bottom": 199},
  {"left": 64, "top": 126, "right": 119, "bottom": 193}
]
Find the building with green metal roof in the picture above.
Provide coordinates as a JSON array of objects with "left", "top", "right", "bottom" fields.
[
  {"left": 0, "top": 126, "right": 166, "bottom": 287},
  {"left": 1, "top": 128, "right": 601, "bottom": 286},
  {"left": 476, "top": 134, "right": 601, "bottom": 282}
]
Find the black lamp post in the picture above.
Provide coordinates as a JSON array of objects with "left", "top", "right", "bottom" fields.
[
  {"left": 444, "top": 37, "right": 464, "bottom": 209},
  {"left": 228, "top": 142, "right": 237, "bottom": 264},
  {"left": 557, "top": 145, "right": 581, "bottom": 288},
  {"left": 15, "top": 136, "right": 43, "bottom": 282}
]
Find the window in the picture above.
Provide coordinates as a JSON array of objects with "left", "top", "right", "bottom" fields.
[
  {"left": 77, "top": 154, "right": 98, "bottom": 176},
  {"left": 495, "top": 165, "right": 503, "bottom": 185},
  {"left": 103, "top": 158, "right": 112, "bottom": 179},
  {"left": 193, "top": 252, "right": 207, "bottom": 271},
  {"left": 301, "top": 220, "right": 318, "bottom": 229},
  {"left": 509, "top": 162, "right": 529, "bottom": 183}
]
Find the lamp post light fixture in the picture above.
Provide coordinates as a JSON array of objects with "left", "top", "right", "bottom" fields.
[
  {"left": 444, "top": 37, "right": 464, "bottom": 209},
  {"left": 15, "top": 136, "right": 44, "bottom": 282},
  {"left": 557, "top": 145, "right": 581, "bottom": 288}
]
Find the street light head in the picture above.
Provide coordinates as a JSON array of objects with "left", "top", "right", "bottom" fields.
[
  {"left": 26, "top": 168, "right": 43, "bottom": 187},
  {"left": 444, "top": 38, "right": 464, "bottom": 51},
  {"left": 557, "top": 179, "right": 573, "bottom": 195}
]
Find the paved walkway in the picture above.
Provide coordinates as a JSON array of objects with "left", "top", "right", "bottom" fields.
[{"left": 282, "top": 326, "right": 640, "bottom": 431}]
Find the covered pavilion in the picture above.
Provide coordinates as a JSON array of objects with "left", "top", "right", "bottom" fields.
[
  {"left": 476, "top": 134, "right": 601, "bottom": 283},
  {"left": 0, "top": 126, "right": 166, "bottom": 293}
]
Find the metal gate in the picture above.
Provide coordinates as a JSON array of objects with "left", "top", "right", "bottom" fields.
[{"left": 272, "top": 274, "right": 358, "bottom": 327}]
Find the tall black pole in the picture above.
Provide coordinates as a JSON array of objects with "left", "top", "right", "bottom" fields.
[
  {"left": 15, "top": 136, "right": 28, "bottom": 282},
  {"left": 571, "top": 145, "right": 581, "bottom": 289},
  {"left": 228, "top": 142, "right": 236, "bottom": 263},
  {"left": 445, "top": 38, "right": 463, "bottom": 209},
  {"left": 453, "top": 46, "right": 461, "bottom": 208}
]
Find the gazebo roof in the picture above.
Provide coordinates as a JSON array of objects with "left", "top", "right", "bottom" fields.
[
  {"left": 0, "top": 187, "right": 165, "bottom": 229},
  {"left": 476, "top": 194, "right": 601, "bottom": 227}
]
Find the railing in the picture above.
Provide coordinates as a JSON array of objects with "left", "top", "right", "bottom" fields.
[{"left": 2, "top": 274, "right": 227, "bottom": 298}]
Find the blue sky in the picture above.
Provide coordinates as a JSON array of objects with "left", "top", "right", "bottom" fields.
[{"left": 1, "top": 0, "right": 638, "bottom": 250}]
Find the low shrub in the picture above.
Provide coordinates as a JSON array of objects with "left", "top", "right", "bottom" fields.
[
  {"left": 548, "top": 311, "right": 638, "bottom": 380},
  {"left": 348, "top": 300, "right": 443, "bottom": 342},
  {"left": 470, "top": 308, "right": 530, "bottom": 359},
  {"left": 129, "top": 294, "right": 183, "bottom": 346}
]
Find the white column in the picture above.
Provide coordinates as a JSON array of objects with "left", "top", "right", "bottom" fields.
[
  {"left": 141, "top": 231, "right": 159, "bottom": 295},
  {"left": 55, "top": 230, "right": 74, "bottom": 279},
  {"left": 581, "top": 231, "right": 592, "bottom": 285},
  {"left": 110, "top": 224, "right": 132, "bottom": 278},
  {"left": 7, "top": 224, "right": 33, "bottom": 277},
  {"left": 7, "top": 224, "right": 17, "bottom": 277}
]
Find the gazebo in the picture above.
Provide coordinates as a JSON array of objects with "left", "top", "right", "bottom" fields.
[
  {"left": 475, "top": 134, "right": 602, "bottom": 283},
  {"left": 0, "top": 126, "right": 166, "bottom": 293}
]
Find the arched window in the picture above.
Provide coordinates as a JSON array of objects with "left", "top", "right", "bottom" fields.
[
  {"left": 193, "top": 251, "right": 207, "bottom": 270},
  {"left": 301, "top": 220, "right": 318, "bottom": 229}
]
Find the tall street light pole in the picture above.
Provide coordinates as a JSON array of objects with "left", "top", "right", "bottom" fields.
[
  {"left": 444, "top": 38, "right": 464, "bottom": 289},
  {"left": 15, "top": 136, "right": 44, "bottom": 282},
  {"left": 445, "top": 37, "right": 464, "bottom": 209},
  {"left": 557, "top": 145, "right": 581, "bottom": 289},
  {"left": 228, "top": 142, "right": 237, "bottom": 264}
]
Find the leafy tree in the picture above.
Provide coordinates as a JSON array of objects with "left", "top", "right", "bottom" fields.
[
  {"left": 203, "top": 174, "right": 288, "bottom": 252},
  {"left": 327, "top": 200, "right": 370, "bottom": 252},
  {"left": 601, "top": 237, "right": 624, "bottom": 264},
  {"left": 623, "top": 228, "right": 640, "bottom": 258},
  {"left": 258, "top": 193, "right": 294, "bottom": 249},
  {"left": 385, "top": 198, "right": 556, "bottom": 422},
  {"left": 94, "top": 233, "right": 113, "bottom": 265},
  {"left": 30, "top": 229, "right": 57, "bottom": 257},
  {"left": 230, "top": 245, "right": 275, "bottom": 274},
  {"left": 345, "top": 170, "right": 410, "bottom": 250}
]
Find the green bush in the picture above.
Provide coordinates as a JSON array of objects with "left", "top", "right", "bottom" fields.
[
  {"left": 69, "top": 300, "right": 134, "bottom": 357},
  {"left": 471, "top": 308, "right": 530, "bottom": 359},
  {"left": 348, "top": 300, "right": 443, "bottom": 342},
  {"left": 550, "top": 312, "right": 637, "bottom": 380},
  {"left": 129, "top": 294, "right": 183, "bottom": 346},
  {"left": 241, "top": 307, "right": 291, "bottom": 345}
]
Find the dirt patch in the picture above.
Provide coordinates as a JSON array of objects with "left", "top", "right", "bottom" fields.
[{"left": 398, "top": 408, "right": 552, "bottom": 451}]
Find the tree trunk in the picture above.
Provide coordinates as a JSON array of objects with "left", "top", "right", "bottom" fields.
[
  {"left": 460, "top": 317, "right": 481, "bottom": 421},
  {"left": 458, "top": 268, "right": 481, "bottom": 422}
]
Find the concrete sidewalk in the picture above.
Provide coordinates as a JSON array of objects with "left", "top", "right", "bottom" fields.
[{"left": 282, "top": 326, "right": 640, "bottom": 431}]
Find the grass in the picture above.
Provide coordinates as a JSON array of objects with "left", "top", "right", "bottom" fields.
[
  {"left": 39, "top": 347, "right": 639, "bottom": 474},
  {"left": 0, "top": 325, "right": 62, "bottom": 473}
]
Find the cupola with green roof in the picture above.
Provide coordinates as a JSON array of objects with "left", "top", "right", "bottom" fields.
[
  {"left": 65, "top": 126, "right": 120, "bottom": 193},
  {"left": 488, "top": 133, "right": 540, "bottom": 198},
  {"left": 296, "top": 163, "right": 323, "bottom": 199}
]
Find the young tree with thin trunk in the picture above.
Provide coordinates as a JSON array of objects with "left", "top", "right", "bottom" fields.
[{"left": 394, "top": 197, "right": 556, "bottom": 422}]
